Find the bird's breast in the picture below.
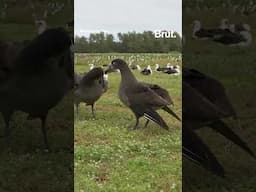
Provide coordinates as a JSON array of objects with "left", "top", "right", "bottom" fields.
[{"left": 118, "top": 84, "right": 129, "bottom": 106}]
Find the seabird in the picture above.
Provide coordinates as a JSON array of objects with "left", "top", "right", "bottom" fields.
[
  {"left": 74, "top": 67, "right": 106, "bottom": 118},
  {"left": 89, "top": 63, "right": 95, "bottom": 70},
  {"left": 141, "top": 65, "right": 152, "bottom": 75},
  {"left": 106, "top": 59, "right": 180, "bottom": 130},
  {"left": 213, "top": 29, "right": 252, "bottom": 47},
  {"left": 183, "top": 68, "right": 255, "bottom": 175},
  {"left": 0, "top": 28, "right": 72, "bottom": 150}
]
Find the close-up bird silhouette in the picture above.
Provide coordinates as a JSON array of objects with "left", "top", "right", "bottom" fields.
[
  {"left": 106, "top": 59, "right": 180, "bottom": 130},
  {"left": 183, "top": 68, "right": 255, "bottom": 176},
  {"left": 0, "top": 27, "right": 72, "bottom": 150}
]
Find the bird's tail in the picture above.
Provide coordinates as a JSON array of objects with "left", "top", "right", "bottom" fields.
[
  {"left": 208, "top": 120, "right": 255, "bottom": 159},
  {"left": 144, "top": 109, "right": 169, "bottom": 130},
  {"left": 162, "top": 106, "right": 181, "bottom": 121},
  {"left": 183, "top": 127, "right": 225, "bottom": 177}
]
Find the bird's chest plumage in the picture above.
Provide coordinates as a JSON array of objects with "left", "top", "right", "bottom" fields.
[
  {"left": 13, "top": 68, "right": 68, "bottom": 114},
  {"left": 75, "top": 80, "right": 103, "bottom": 105},
  {"left": 118, "top": 83, "right": 129, "bottom": 106}
]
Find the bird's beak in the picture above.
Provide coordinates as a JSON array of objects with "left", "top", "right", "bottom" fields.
[{"left": 105, "top": 64, "right": 114, "bottom": 74}]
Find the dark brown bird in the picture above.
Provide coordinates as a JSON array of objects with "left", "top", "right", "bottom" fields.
[
  {"left": 106, "top": 59, "right": 180, "bottom": 130},
  {"left": 183, "top": 68, "right": 255, "bottom": 176},
  {"left": 74, "top": 67, "right": 105, "bottom": 118},
  {"left": 0, "top": 28, "right": 72, "bottom": 150},
  {"left": 74, "top": 72, "right": 86, "bottom": 88}
]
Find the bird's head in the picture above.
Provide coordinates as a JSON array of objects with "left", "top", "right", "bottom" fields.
[
  {"left": 220, "top": 18, "right": 229, "bottom": 29},
  {"left": 105, "top": 58, "right": 126, "bottom": 73},
  {"left": 85, "top": 67, "right": 104, "bottom": 81}
]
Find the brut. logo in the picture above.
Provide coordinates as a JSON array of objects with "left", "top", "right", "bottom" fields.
[{"left": 154, "top": 30, "right": 176, "bottom": 39}]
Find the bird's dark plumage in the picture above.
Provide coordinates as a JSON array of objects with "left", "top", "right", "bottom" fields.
[
  {"left": 0, "top": 28, "right": 72, "bottom": 150},
  {"left": 74, "top": 67, "right": 105, "bottom": 118},
  {"left": 15, "top": 28, "right": 71, "bottom": 72},
  {"left": 106, "top": 59, "right": 180, "bottom": 130},
  {"left": 183, "top": 68, "right": 255, "bottom": 176}
]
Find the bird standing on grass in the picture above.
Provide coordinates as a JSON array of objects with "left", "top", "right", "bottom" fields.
[
  {"left": 106, "top": 59, "right": 180, "bottom": 130},
  {"left": 74, "top": 67, "right": 106, "bottom": 118},
  {"left": 0, "top": 28, "right": 72, "bottom": 150}
]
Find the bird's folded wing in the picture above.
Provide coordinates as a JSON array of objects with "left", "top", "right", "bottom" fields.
[
  {"left": 183, "top": 82, "right": 226, "bottom": 121},
  {"left": 144, "top": 83, "right": 174, "bottom": 105},
  {"left": 126, "top": 84, "right": 169, "bottom": 107}
]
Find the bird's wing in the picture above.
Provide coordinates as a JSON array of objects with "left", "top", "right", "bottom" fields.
[
  {"left": 183, "top": 82, "right": 226, "bottom": 121},
  {"left": 125, "top": 83, "right": 169, "bottom": 108},
  {"left": 144, "top": 83, "right": 174, "bottom": 105},
  {"left": 184, "top": 68, "right": 237, "bottom": 118}
]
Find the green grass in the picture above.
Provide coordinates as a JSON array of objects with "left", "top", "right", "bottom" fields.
[
  {"left": 0, "top": 91, "right": 74, "bottom": 192},
  {"left": 75, "top": 53, "right": 182, "bottom": 192},
  {"left": 183, "top": 7, "right": 256, "bottom": 192}
]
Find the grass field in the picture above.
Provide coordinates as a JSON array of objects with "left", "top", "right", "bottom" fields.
[
  {"left": 74, "top": 53, "right": 182, "bottom": 192},
  {"left": 183, "top": 8, "right": 256, "bottom": 192},
  {"left": 0, "top": 91, "right": 74, "bottom": 192}
]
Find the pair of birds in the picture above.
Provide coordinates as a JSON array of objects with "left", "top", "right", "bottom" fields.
[
  {"left": 140, "top": 65, "right": 153, "bottom": 75},
  {"left": 192, "top": 19, "right": 252, "bottom": 46},
  {"left": 129, "top": 63, "right": 152, "bottom": 76},
  {"left": 75, "top": 59, "right": 181, "bottom": 130},
  {"left": 155, "top": 64, "right": 180, "bottom": 75},
  {"left": 183, "top": 68, "right": 255, "bottom": 177},
  {"left": 0, "top": 28, "right": 73, "bottom": 150}
]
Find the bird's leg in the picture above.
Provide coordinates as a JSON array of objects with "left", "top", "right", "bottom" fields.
[
  {"left": 144, "top": 119, "right": 150, "bottom": 128},
  {"left": 40, "top": 115, "right": 49, "bottom": 151},
  {"left": 132, "top": 117, "right": 140, "bottom": 130},
  {"left": 91, "top": 104, "right": 95, "bottom": 118}
]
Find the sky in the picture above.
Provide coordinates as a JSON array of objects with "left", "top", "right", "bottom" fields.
[{"left": 75, "top": 0, "right": 182, "bottom": 37}]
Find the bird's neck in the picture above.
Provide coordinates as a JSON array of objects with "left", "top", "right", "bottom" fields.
[{"left": 119, "top": 65, "right": 138, "bottom": 85}]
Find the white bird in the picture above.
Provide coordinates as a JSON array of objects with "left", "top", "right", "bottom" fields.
[
  {"left": 89, "top": 63, "right": 95, "bottom": 70},
  {"left": 155, "top": 64, "right": 160, "bottom": 71},
  {"left": 166, "top": 63, "right": 172, "bottom": 69}
]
